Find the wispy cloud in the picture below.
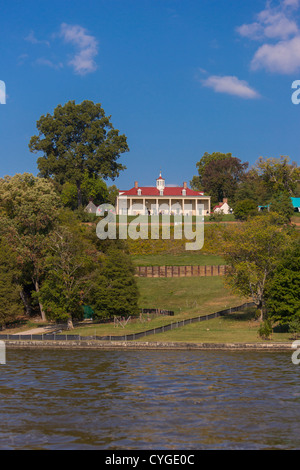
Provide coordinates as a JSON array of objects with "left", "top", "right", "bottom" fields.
[
  {"left": 25, "top": 31, "right": 50, "bottom": 47},
  {"left": 59, "top": 23, "right": 98, "bottom": 75},
  {"left": 35, "top": 57, "right": 64, "bottom": 70},
  {"left": 23, "top": 24, "right": 98, "bottom": 76},
  {"left": 201, "top": 75, "right": 260, "bottom": 99},
  {"left": 237, "top": 0, "right": 300, "bottom": 74},
  {"left": 237, "top": 2, "right": 298, "bottom": 40}
]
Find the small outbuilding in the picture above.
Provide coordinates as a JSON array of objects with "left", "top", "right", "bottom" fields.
[
  {"left": 213, "top": 198, "right": 232, "bottom": 215},
  {"left": 84, "top": 200, "right": 98, "bottom": 214}
]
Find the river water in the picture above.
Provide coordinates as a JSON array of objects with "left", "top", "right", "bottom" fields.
[{"left": 0, "top": 348, "right": 299, "bottom": 450}]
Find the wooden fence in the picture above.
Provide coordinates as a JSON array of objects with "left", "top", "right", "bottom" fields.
[{"left": 135, "top": 265, "right": 227, "bottom": 278}]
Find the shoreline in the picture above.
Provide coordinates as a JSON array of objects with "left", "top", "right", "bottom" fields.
[{"left": 3, "top": 339, "right": 293, "bottom": 351}]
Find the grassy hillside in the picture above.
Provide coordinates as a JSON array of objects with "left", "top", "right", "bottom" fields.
[{"left": 131, "top": 252, "right": 225, "bottom": 266}]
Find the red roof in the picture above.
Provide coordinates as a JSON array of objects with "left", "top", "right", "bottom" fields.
[
  {"left": 119, "top": 186, "right": 205, "bottom": 197},
  {"left": 213, "top": 202, "right": 226, "bottom": 210}
]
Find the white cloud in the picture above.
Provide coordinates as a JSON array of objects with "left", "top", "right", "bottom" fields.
[
  {"left": 59, "top": 23, "right": 98, "bottom": 75},
  {"left": 251, "top": 35, "right": 300, "bottom": 73},
  {"left": 202, "top": 75, "right": 260, "bottom": 99},
  {"left": 237, "top": 1, "right": 300, "bottom": 74},
  {"left": 237, "top": 3, "right": 298, "bottom": 40},
  {"left": 237, "top": 22, "right": 262, "bottom": 40},
  {"left": 283, "top": 0, "right": 299, "bottom": 8}
]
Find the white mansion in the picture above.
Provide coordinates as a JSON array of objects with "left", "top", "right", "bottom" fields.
[{"left": 116, "top": 173, "right": 211, "bottom": 216}]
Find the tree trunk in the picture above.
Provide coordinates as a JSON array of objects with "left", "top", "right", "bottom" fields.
[
  {"left": 67, "top": 317, "right": 74, "bottom": 330},
  {"left": 258, "top": 300, "right": 266, "bottom": 322},
  {"left": 34, "top": 280, "right": 47, "bottom": 322},
  {"left": 20, "top": 289, "right": 32, "bottom": 316}
]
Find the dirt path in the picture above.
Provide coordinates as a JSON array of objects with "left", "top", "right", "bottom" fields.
[{"left": 12, "top": 325, "right": 62, "bottom": 335}]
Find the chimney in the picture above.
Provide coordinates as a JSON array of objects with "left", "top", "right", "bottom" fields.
[
  {"left": 183, "top": 182, "right": 187, "bottom": 189},
  {"left": 134, "top": 181, "right": 138, "bottom": 188},
  {"left": 223, "top": 198, "right": 228, "bottom": 204}
]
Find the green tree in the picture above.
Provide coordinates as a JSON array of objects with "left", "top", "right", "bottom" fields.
[
  {"left": 265, "top": 240, "right": 300, "bottom": 325},
  {"left": 89, "top": 246, "right": 139, "bottom": 319},
  {"left": 0, "top": 174, "right": 61, "bottom": 320},
  {"left": 233, "top": 199, "right": 258, "bottom": 221},
  {"left": 221, "top": 214, "right": 292, "bottom": 321},
  {"left": 202, "top": 155, "right": 248, "bottom": 205},
  {"left": 253, "top": 156, "right": 300, "bottom": 196},
  {"left": 107, "top": 184, "right": 119, "bottom": 206},
  {"left": 61, "top": 171, "right": 109, "bottom": 209},
  {"left": 269, "top": 192, "right": 295, "bottom": 223},
  {"left": 29, "top": 100, "right": 129, "bottom": 207},
  {"left": 0, "top": 240, "right": 23, "bottom": 328},
  {"left": 234, "top": 169, "right": 271, "bottom": 206},
  {"left": 37, "top": 218, "right": 98, "bottom": 329},
  {"left": 191, "top": 152, "right": 234, "bottom": 190}
]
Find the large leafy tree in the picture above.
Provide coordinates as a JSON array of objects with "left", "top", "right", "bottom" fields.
[
  {"left": 265, "top": 239, "right": 300, "bottom": 325},
  {"left": 29, "top": 100, "right": 129, "bottom": 207},
  {"left": 0, "top": 240, "right": 23, "bottom": 328},
  {"left": 234, "top": 169, "right": 271, "bottom": 207},
  {"left": 269, "top": 191, "right": 295, "bottom": 223},
  {"left": 36, "top": 219, "right": 98, "bottom": 329},
  {"left": 89, "top": 246, "right": 139, "bottom": 319},
  {"left": 61, "top": 171, "right": 109, "bottom": 210},
  {"left": 190, "top": 152, "right": 234, "bottom": 191},
  {"left": 253, "top": 156, "right": 300, "bottom": 196},
  {"left": 0, "top": 174, "right": 61, "bottom": 320},
  {"left": 202, "top": 155, "right": 248, "bottom": 206},
  {"left": 220, "top": 214, "right": 292, "bottom": 321}
]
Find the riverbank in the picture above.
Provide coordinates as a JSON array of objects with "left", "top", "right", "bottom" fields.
[{"left": 3, "top": 339, "right": 293, "bottom": 351}]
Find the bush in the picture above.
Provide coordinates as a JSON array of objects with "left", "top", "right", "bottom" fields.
[
  {"left": 289, "top": 317, "right": 300, "bottom": 339},
  {"left": 233, "top": 199, "right": 257, "bottom": 221},
  {"left": 209, "top": 210, "right": 224, "bottom": 222},
  {"left": 258, "top": 319, "right": 273, "bottom": 340}
]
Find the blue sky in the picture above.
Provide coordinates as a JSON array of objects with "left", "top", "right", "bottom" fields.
[{"left": 0, "top": 0, "right": 299, "bottom": 190}]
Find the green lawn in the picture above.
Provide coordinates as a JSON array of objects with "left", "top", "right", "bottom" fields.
[
  {"left": 136, "top": 309, "right": 292, "bottom": 344},
  {"left": 63, "top": 277, "right": 247, "bottom": 337},
  {"left": 131, "top": 252, "right": 225, "bottom": 266},
  {"left": 136, "top": 276, "right": 242, "bottom": 315}
]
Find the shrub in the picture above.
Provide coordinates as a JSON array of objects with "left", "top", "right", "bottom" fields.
[{"left": 258, "top": 319, "right": 273, "bottom": 340}]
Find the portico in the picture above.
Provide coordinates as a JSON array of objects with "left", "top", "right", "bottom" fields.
[{"left": 116, "top": 173, "right": 211, "bottom": 216}]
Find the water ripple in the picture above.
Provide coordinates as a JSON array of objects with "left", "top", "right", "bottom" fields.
[{"left": 0, "top": 349, "right": 299, "bottom": 449}]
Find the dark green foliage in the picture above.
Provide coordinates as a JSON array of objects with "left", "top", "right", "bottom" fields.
[
  {"left": 266, "top": 240, "right": 300, "bottom": 324},
  {"left": 258, "top": 319, "right": 273, "bottom": 340},
  {"left": 35, "top": 217, "right": 97, "bottom": 327},
  {"left": 89, "top": 247, "right": 139, "bottom": 319},
  {"left": 289, "top": 317, "right": 300, "bottom": 339},
  {"left": 29, "top": 100, "right": 129, "bottom": 207},
  {"left": 269, "top": 192, "right": 295, "bottom": 223},
  {"left": 61, "top": 171, "right": 109, "bottom": 209},
  {"left": 0, "top": 241, "right": 23, "bottom": 327},
  {"left": 0, "top": 174, "right": 61, "bottom": 320},
  {"left": 191, "top": 152, "right": 248, "bottom": 204},
  {"left": 233, "top": 199, "right": 258, "bottom": 220}
]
